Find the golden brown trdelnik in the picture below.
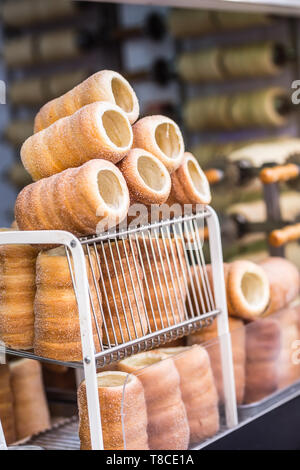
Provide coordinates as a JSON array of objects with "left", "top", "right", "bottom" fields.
[
  {"left": 10, "top": 359, "right": 50, "bottom": 440},
  {"left": 132, "top": 115, "right": 184, "bottom": 173},
  {"left": 34, "top": 247, "right": 102, "bottom": 362},
  {"left": 0, "top": 230, "right": 38, "bottom": 350},
  {"left": 156, "top": 345, "right": 219, "bottom": 445},
  {"left": 97, "top": 240, "right": 147, "bottom": 344},
  {"left": 15, "top": 160, "right": 130, "bottom": 237},
  {"left": 22, "top": 101, "right": 133, "bottom": 181},
  {"left": 34, "top": 70, "right": 139, "bottom": 132},
  {"left": 118, "top": 351, "right": 190, "bottom": 450},
  {"left": 0, "top": 364, "right": 16, "bottom": 444},
  {"left": 78, "top": 371, "right": 149, "bottom": 450}
]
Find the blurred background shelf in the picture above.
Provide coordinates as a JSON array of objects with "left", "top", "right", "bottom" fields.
[{"left": 88, "top": 1, "right": 300, "bottom": 17}]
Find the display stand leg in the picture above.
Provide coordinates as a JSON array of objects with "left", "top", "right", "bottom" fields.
[{"left": 207, "top": 207, "right": 238, "bottom": 429}]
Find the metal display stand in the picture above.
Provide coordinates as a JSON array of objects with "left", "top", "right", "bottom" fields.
[{"left": 0, "top": 207, "right": 238, "bottom": 450}]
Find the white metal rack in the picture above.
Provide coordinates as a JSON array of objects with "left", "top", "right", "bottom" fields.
[{"left": 0, "top": 207, "right": 238, "bottom": 450}]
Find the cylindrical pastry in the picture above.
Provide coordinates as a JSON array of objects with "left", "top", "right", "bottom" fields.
[
  {"left": 214, "top": 11, "right": 270, "bottom": 30},
  {"left": 118, "top": 351, "right": 190, "bottom": 450},
  {"left": 34, "top": 70, "right": 139, "bottom": 132},
  {"left": 0, "top": 229, "right": 38, "bottom": 350},
  {"left": 78, "top": 371, "right": 149, "bottom": 450},
  {"left": 168, "top": 9, "right": 215, "bottom": 37},
  {"left": 15, "top": 159, "right": 130, "bottom": 237},
  {"left": 223, "top": 41, "right": 285, "bottom": 79},
  {"left": 10, "top": 359, "right": 50, "bottom": 440},
  {"left": 259, "top": 257, "right": 299, "bottom": 316},
  {"left": 177, "top": 47, "right": 222, "bottom": 83},
  {"left": 132, "top": 115, "right": 184, "bottom": 173},
  {"left": 9, "top": 70, "right": 87, "bottom": 106},
  {"left": 0, "top": 365, "right": 16, "bottom": 444},
  {"left": 118, "top": 148, "right": 171, "bottom": 206},
  {"left": 187, "top": 317, "right": 246, "bottom": 405},
  {"left": 184, "top": 94, "right": 232, "bottom": 131},
  {"left": 2, "top": 0, "right": 75, "bottom": 27},
  {"left": 245, "top": 317, "right": 281, "bottom": 403},
  {"left": 184, "top": 87, "right": 289, "bottom": 131},
  {"left": 226, "top": 261, "right": 270, "bottom": 321},
  {"left": 22, "top": 101, "right": 133, "bottom": 181},
  {"left": 39, "top": 29, "right": 79, "bottom": 63},
  {"left": 156, "top": 346, "right": 219, "bottom": 444},
  {"left": 166, "top": 152, "right": 211, "bottom": 210},
  {"left": 97, "top": 240, "right": 147, "bottom": 344},
  {"left": 4, "top": 30, "right": 80, "bottom": 68},
  {"left": 230, "top": 87, "right": 289, "bottom": 129},
  {"left": 277, "top": 307, "right": 300, "bottom": 389},
  {"left": 138, "top": 237, "right": 187, "bottom": 331},
  {"left": 188, "top": 261, "right": 270, "bottom": 321},
  {"left": 34, "top": 247, "right": 103, "bottom": 361}
]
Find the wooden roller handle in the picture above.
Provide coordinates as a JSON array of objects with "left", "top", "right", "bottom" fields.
[
  {"left": 260, "top": 163, "right": 299, "bottom": 184},
  {"left": 269, "top": 223, "right": 300, "bottom": 247},
  {"left": 204, "top": 168, "right": 224, "bottom": 185}
]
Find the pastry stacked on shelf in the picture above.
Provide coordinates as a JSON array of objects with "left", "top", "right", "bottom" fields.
[
  {"left": 34, "top": 247, "right": 103, "bottom": 361},
  {"left": 78, "top": 371, "right": 149, "bottom": 450},
  {"left": 184, "top": 87, "right": 289, "bottom": 132},
  {"left": 4, "top": 29, "right": 89, "bottom": 69},
  {"left": 177, "top": 41, "right": 285, "bottom": 83},
  {"left": 166, "top": 152, "right": 211, "bottom": 212},
  {"left": 0, "top": 229, "right": 38, "bottom": 350},
  {"left": 15, "top": 69, "right": 203, "bottom": 237},
  {"left": 10, "top": 68, "right": 214, "bottom": 371},
  {"left": 155, "top": 346, "right": 220, "bottom": 444},
  {"left": 16, "top": 159, "right": 131, "bottom": 237},
  {"left": 9, "top": 70, "right": 88, "bottom": 107},
  {"left": 188, "top": 317, "right": 246, "bottom": 405},
  {"left": 10, "top": 359, "right": 50, "bottom": 440},
  {"left": 138, "top": 237, "right": 187, "bottom": 331},
  {"left": 168, "top": 9, "right": 271, "bottom": 38},
  {"left": 118, "top": 351, "right": 190, "bottom": 450},
  {"left": 2, "top": 0, "right": 76, "bottom": 28},
  {"left": 188, "top": 261, "right": 270, "bottom": 321},
  {"left": 186, "top": 256, "right": 299, "bottom": 406},
  {"left": 96, "top": 240, "right": 147, "bottom": 344},
  {"left": 0, "top": 365, "right": 15, "bottom": 444}
]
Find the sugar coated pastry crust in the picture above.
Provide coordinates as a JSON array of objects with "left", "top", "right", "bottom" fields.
[
  {"left": 245, "top": 317, "right": 281, "bottom": 403},
  {"left": 138, "top": 237, "right": 187, "bottom": 331},
  {"left": 259, "top": 257, "right": 299, "bottom": 316},
  {"left": 187, "top": 317, "right": 246, "bottom": 405},
  {"left": 78, "top": 371, "right": 149, "bottom": 450},
  {"left": 15, "top": 159, "right": 130, "bottom": 237},
  {"left": 118, "top": 351, "right": 190, "bottom": 450},
  {"left": 34, "top": 247, "right": 102, "bottom": 361},
  {"left": 34, "top": 70, "right": 139, "bottom": 132},
  {"left": 132, "top": 115, "right": 184, "bottom": 173},
  {"left": 167, "top": 152, "right": 211, "bottom": 208},
  {"left": 23, "top": 101, "right": 133, "bottom": 180},
  {"left": 0, "top": 229, "right": 38, "bottom": 350},
  {"left": 118, "top": 148, "right": 171, "bottom": 206},
  {"left": 97, "top": 240, "right": 147, "bottom": 344},
  {"left": 227, "top": 260, "right": 270, "bottom": 320},
  {"left": 0, "top": 364, "right": 16, "bottom": 444},
  {"left": 156, "top": 345, "right": 219, "bottom": 444},
  {"left": 10, "top": 359, "right": 50, "bottom": 440}
]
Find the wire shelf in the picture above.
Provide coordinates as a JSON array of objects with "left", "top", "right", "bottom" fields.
[
  {"left": 73, "top": 210, "right": 219, "bottom": 366},
  {"left": 3, "top": 210, "right": 219, "bottom": 367}
]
